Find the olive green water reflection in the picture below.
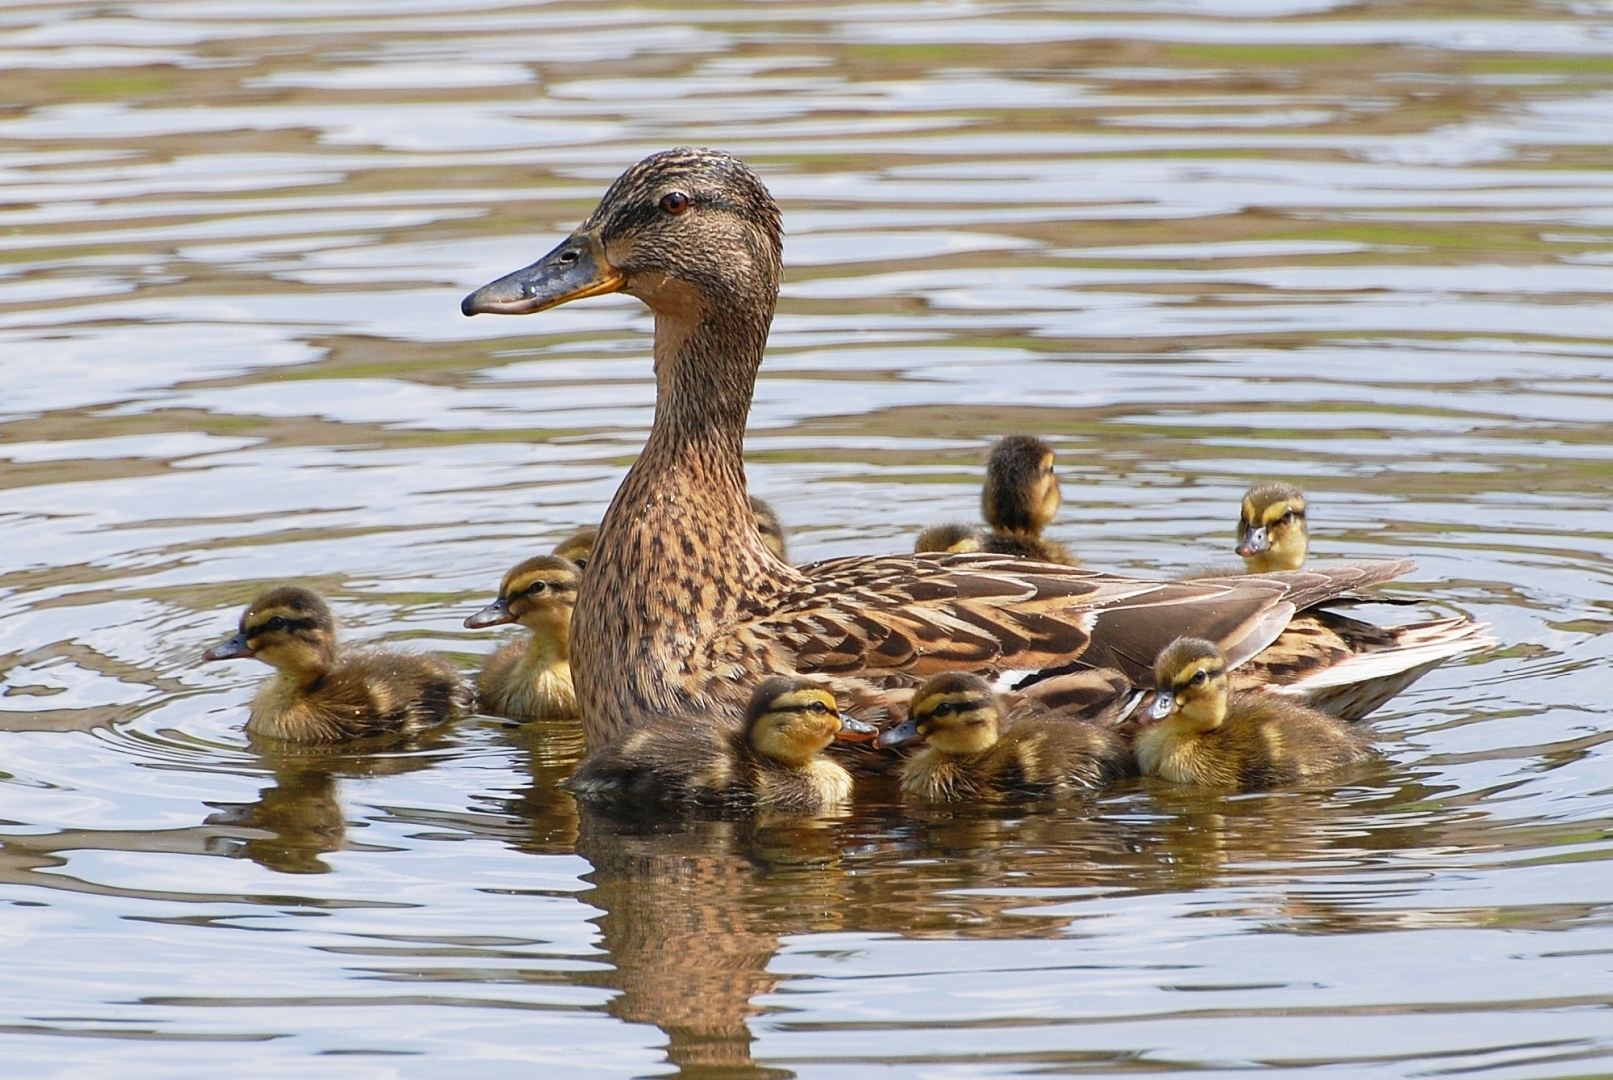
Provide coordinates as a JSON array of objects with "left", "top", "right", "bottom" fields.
[{"left": 2, "top": 0, "right": 1613, "bottom": 1077}]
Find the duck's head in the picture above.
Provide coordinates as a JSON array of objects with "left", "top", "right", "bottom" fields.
[
  {"left": 915, "top": 522, "right": 984, "bottom": 555},
  {"left": 982, "top": 435, "right": 1060, "bottom": 535},
  {"left": 1236, "top": 482, "right": 1308, "bottom": 573},
  {"left": 550, "top": 528, "right": 598, "bottom": 571},
  {"left": 203, "top": 586, "right": 336, "bottom": 682},
  {"left": 750, "top": 496, "right": 788, "bottom": 562},
  {"left": 874, "top": 672, "right": 1002, "bottom": 756},
  {"left": 744, "top": 676, "right": 873, "bottom": 767},
  {"left": 462, "top": 148, "right": 783, "bottom": 322},
  {"left": 465, "top": 555, "right": 580, "bottom": 640},
  {"left": 1148, "top": 636, "right": 1229, "bottom": 733}
]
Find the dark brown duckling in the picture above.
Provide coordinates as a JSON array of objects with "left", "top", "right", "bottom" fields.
[
  {"left": 1236, "top": 482, "right": 1308, "bottom": 573},
  {"left": 202, "top": 586, "right": 471, "bottom": 743},
  {"left": 1138, "top": 636, "right": 1371, "bottom": 790},
  {"left": 465, "top": 555, "right": 580, "bottom": 721},
  {"left": 980, "top": 435, "right": 1075, "bottom": 564},
  {"left": 875, "top": 672, "right": 1131, "bottom": 802},
  {"left": 566, "top": 676, "right": 875, "bottom": 811}
]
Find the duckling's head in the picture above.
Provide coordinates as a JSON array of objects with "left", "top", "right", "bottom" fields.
[
  {"left": 915, "top": 523, "right": 984, "bottom": 555},
  {"left": 982, "top": 436, "right": 1061, "bottom": 535},
  {"left": 1236, "top": 482, "right": 1308, "bottom": 573},
  {"left": 744, "top": 676, "right": 852, "bottom": 767},
  {"left": 550, "top": 528, "right": 598, "bottom": 571},
  {"left": 462, "top": 148, "right": 783, "bottom": 321},
  {"left": 875, "top": 672, "right": 1002, "bottom": 756},
  {"left": 750, "top": 496, "right": 788, "bottom": 562},
  {"left": 465, "top": 555, "right": 580, "bottom": 641},
  {"left": 203, "top": 586, "right": 337, "bottom": 682},
  {"left": 1149, "top": 637, "right": 1230, "bottom": 733}
]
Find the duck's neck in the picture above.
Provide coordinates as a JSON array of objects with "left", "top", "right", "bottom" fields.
[{"left": 573, "top": 293, "right": 797, "bottom": 748}]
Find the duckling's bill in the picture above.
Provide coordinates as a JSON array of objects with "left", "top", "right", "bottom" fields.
[
  {"left": 1149, "top": 690, "right": 1176, "bottom": 721},
  {"left": 874, "top": 717, "right": 921, "bottom": 749},
  {"left": 464, "top": 597, "right": 514, "bottom": 629},
  {"left": 462, "top": 231, "right": 625, "bottom": 317},
  {"left": 202, "top": 631, "right": 253, "bottom": 661},
  {"left": 835, "top": 715, "right": 879, "bottom": 742}
]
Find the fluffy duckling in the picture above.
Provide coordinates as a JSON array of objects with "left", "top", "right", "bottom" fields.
[
  {"left": 465, "top": 555, "right": 580, "bottom": 721},
  {"left": 914, "top": 522, "right": 983, "bottom": 555},
  {"left": 1138, "top": 636, "right": 1371, "bottom": 790},
  {"left": 1236, "top": 482, "right": 1308, "bottom": 573},
  {"left": 202, "top": 586, "right": 471, "bottom": 743},
  {"left": 874, "top": 672, "right": 1132, "bottom": 802},
  {"left": 980, "top": 435, "right": 1075, "bottom": 564},
  {"left": 551, "top": 527, "right": 598, "bottom": 570},
  {"left": 567, "top": 676, "right": 876, "bottom": 811}
]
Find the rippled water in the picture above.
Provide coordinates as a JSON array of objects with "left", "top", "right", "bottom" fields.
[{"left": 2, "top": 1, "right": 1612, "bottom": 1076}]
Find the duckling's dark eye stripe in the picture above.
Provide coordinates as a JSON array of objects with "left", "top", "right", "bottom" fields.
[{"left": 249, "top": 617, "right": 317, "bottom": 634}]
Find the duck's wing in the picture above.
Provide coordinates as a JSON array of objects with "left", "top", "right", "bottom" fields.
[{"left": 767, "top": 553, "right": 1413, "bottom": 688}]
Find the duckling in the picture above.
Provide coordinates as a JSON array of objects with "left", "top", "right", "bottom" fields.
[
  {"left": 1138, "top": 636, "right": 1371, "bottom": 790},
  {"left": 202, "top": 586, "right": 471, "bottom": 743},
  {"left": 567, "top": 676, "right": 876, "bottom": 811},
  {"left": 979, "top": 435, "right": 1076, "bottom": 564},
  {"left": 749, "top": 496, "right": 789, "bottom": 562},
  {"left": 874, "top": 672, "right": 1132, "bottom": 802},
  {"left": 551, "top": 527, "right": 598, "bottom": 570},
  {"left": 465, "top": 555, "right": 580, "bottom": 721},
  {"left": 1237, "top": 482, "right": 1308, "bottom": 573},
  {"left": 914, "top": 522, "right": 983, "bottom": 555}
]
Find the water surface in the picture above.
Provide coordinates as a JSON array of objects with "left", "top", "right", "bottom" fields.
[{"left": 2, "top": 1, "right": 1612, "bottom": 1077}]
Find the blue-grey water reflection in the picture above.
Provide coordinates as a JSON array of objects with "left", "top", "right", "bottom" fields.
[{"left": 2, "top": 1, "right": 1611, "bottom": 1077}]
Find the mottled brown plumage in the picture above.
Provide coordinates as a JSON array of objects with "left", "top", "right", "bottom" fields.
[
  {"left": 1237, "top": 482, "right": 1308, "bottom": 573},
  {"left": 875, "top": 672, "right": 1132, "bottom": 802},
  {"left": 566, "top": 676, "right": 872, "bottom": 811},
  {"left": 1138, "top": 637, "right": 1371, "bottom": 790},
  {"left": 465, "top": 555, "right": 580, "bottom": 722},
  {"left": 462, "top": 148, "right": 1478, "bottom": 753},
  {"left": 202, "top": 586, "right": 471, "bottom": 743}
]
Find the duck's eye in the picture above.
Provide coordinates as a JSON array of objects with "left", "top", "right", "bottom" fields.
[
  {"left": 809, "top": 700, "right": 829, "bottom": 714},
  {"left": 526, "top": 581, "right": 548, "bottom": 596},
  {"left": 261, "top": 616, "right": 286, "bottom": 633},
  {"left": 659, "top": 191, "right": 690, "bottom": 215},
  {"left": 1190, "top": 669, "right": 1209, "bottom": 686},
  {"left": 557, "top": 248, "right": 580, "bottom": 266},
  {"left": 1279, "top": 511, "right": 1295, "bottom": 525},
  {"left": 930, "top": 702, "right": 954, "bottom": 717}
]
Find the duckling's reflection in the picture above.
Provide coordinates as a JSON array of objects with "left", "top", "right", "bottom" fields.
[
  {"left": 576, "top": 801, "right": 847, "bottom": 1078},
  {"left": 203, "top": 736, "right": 448, "bottom": 874}
]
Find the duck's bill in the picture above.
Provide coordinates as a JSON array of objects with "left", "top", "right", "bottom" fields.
[
  {"left": 202, "top": 632, "right": 252, "bottom": 662},
  {"left": 835, "top": 716, "right": 879, "bottom": 743},
  {"left": 873, "top": 717, "right": 921, "bottom": 749},
  {"left": 1235, "top": 527, "right": 1269, "bottom": 557},
  {"left": 464, "top": 597, "right": 514, "bottom": 629},
  {"left": 461, "top": 231, "right": 624, "bottom": 316},
  {"left": 1148, "top": 691, "right": 1176, "bottom": 721}
]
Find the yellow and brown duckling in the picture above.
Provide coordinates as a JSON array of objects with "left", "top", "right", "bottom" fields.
[
  {"left": 550, "top": 527, "right": 598, "bottom": 570},
  {"left": 1138, "top": 636, "right": 1371, "bottom": 790},
  {"left": 1236, "top": 482, "right": 1308, "bottom": 573},
  {"left": 915, "top": 436, "right": 1074, "bottom": 563},
  {"left": 914, "top": 522, "right": 983, "bottom": 555},
  {"left": 202, "top": 586, "right": 471, "bottom": 743},
  {"left": 465, "top": 555, "right": 580, "bottom": 721},
  {"left": 567, "top": 676, "right": 876, "bottom": 811},
  {"left": 875, "top": 672, "right": 1132, "bottom": 802}
]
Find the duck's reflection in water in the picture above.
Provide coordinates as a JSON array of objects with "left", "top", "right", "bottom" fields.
[
  {"left": 203, "top": 735, "right": 451, "bottom": 874},
  {"left": 576, "top": 802, "right": 848, "bottom": 1079}
]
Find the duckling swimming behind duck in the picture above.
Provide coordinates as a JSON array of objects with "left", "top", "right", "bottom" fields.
[
  {"left": 550, "top": 496, "right": 785, "bottom": 569},
  {"left": 465, "top": 555, "right": 580, "bottom": 722},
  {"left": 1237, "top": 482, "right": 1308, "bottom": 573},
  {"left": 875, "top": 672, "right": 1132, "bottom": 802},
  {"left": 914, "top": 522, "right": 984, "bottom": 555},
  {"left": 566, "top": 676, "right": 875, "bottom": 811},
  {"left": 202, "top": 586, "right": 471, "bottom": 743},
  {"left": 915, "top": 436, "right": 1075, "bottom": 563},
  {"left": 551, "top": 527, "right": 598, "bottom": 570},
  {"left": 1138, "top": 636, "right": 1371, "bottom": 790}
]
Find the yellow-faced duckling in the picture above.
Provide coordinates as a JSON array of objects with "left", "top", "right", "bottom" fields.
[
  {"left": 1138, "top": 636, "right": 1371, "bottom": 790},
  {"left": 1237, "top": 482, "right": 1308, "bottom": 573},
  {"left": 202, "top": 586, "right": 471, "bottom": 743},
  {"left": 551, "top": 527, "right": 598, "bottom": 570},
  {"left": 465, "top": 555, "right": 580, "bottom": 721},
  {"left": 875, "top": 672, "right": 1132, "bottom": 802},
  {"left": 567, "top": 676, "right": 876, "bottom": 811},
  {"left": 914, "top": 522, "right": 983, "bottom": 555}
]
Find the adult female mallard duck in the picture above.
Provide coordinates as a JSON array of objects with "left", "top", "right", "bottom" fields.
[
  {"left": 202, "top": 586, "right": 472, "bottom": 742},
  {"left": 1138, "top": 637, "right": 1372, "bottom": 790},
  {"left": 567, "top": 676, "right": 876, "bottom": 810},
  {"left": 464, "top": 555, "right": 580, "bottom": 721},
  {"left": 1237, "top": 482, "right": 1308, "bottom": 573},
  {"left": 462, "top": 148, "right": 1484, "bottom": 750},
  {"left": 549, "top": 496, "right": 783, "bottom": 571},
  {"left": 874, "top": 672, "right": 1132, "bottom": 802}
]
